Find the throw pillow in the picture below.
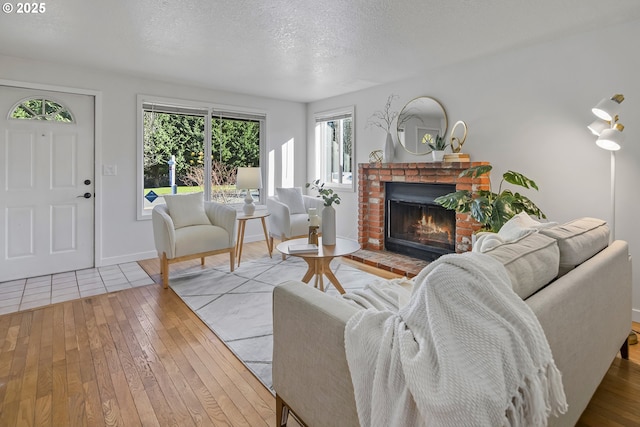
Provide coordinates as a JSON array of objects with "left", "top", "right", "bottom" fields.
[
  {"left": 498, "top": 212, "right": 557, "bottom": 242},
  {"left": 163, "top": 192, "right": 211, "bottom": 229},
  {"left": 276, "top": 187, "right": 307, "bottom": 214}
]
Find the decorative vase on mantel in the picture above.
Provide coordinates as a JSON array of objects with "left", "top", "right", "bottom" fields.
[
  {"left": 321, "top": 205, "right": 336, "bottom": 245},
  {"left": 383, "top": 132, "right": 395, "bottom": 163}
]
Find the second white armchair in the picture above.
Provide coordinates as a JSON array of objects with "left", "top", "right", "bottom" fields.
[{"left": 267, "top": 187, "right": 325, "bottom": 258}]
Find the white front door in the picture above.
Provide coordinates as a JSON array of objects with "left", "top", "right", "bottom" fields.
[{"left": 0, "top": 86, "right": 95, "bottom": 281}]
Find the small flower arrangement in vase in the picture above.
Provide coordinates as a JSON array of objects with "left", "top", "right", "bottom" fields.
[{"left": 306, "top": 179, "right": 341, "bottom": 245}]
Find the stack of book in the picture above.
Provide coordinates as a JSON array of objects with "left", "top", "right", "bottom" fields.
[{"left": 288, "top": 243, "right": 319, "bottom": 254}]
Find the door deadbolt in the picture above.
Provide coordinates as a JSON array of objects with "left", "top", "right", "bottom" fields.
[{"left": 84, "top": 179, "right": 91, "bottom": 185}]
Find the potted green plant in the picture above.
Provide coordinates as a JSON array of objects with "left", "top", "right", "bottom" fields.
[
  {"left": 425, "top": 134, "right": 449, "bottom": 161},
  {"left": 434, "top": 165, "right": 546, "bottom": 232},
  {"left": 306, "top": 179, "right": 341, "bottom": 244}
]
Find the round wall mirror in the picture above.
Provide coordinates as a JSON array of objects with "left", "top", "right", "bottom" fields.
[{"left": 396, "top": 97, "right": 448, "bottom": 155}]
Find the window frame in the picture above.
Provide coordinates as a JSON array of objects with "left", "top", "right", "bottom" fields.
[
  {"left": 313, "top": 105, "right": 355, "bottom": 192},
  {"left": 136, "top": 94, "right": 266, "bottom": 220}
]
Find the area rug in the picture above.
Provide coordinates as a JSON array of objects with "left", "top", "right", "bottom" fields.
[{"left": 168, "top": 255, "right": 384, "bottom": 390}]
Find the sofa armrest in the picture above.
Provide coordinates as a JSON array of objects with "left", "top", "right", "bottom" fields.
[
  {"left": 267, "top": 197, "right": 292, "bottom": 237},
  {"left": 152, "top": 205, "right": 176, "bottom": 259},
  {"left": 525, "top": 240, "right": 632, "bottom": 427},
  {"left": 273, "top": 282, "right": 361, "bottom": 427},
  {"left": 204, "top": 202, "right": 237, "bottom": 247}
]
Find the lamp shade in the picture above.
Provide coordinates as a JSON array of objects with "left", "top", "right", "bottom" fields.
[
  {"left": 596, "top": 123, "right": 625, "bottom": 151},
  {"left": 236, "top": 167, "right": 262, "bottom": 189},
  {"left": 587, "top": 119, "right": 609, "bottom": 137},
  {"left": 592, "top": 94, "right": 624, "bottom": 121}
]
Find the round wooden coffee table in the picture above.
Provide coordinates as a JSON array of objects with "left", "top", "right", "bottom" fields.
[{"left": 276, "top": 237, "right": 360, "bottom": 294}]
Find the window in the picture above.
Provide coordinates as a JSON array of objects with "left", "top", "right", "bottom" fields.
[
  {"left": 137, "top": 95, "right": 265, "bottom": 219},
  {"left": 314, "top": 107, "right": 354, "bottom": 190},
  {"left": 9, "top": 97, "right": 74, "bottom": 122}
]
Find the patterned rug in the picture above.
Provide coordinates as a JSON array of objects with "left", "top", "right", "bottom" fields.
[{"left": 168, "top": 255, "right": 383, "bottom": 390}]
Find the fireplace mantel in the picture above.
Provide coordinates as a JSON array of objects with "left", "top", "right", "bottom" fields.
[{"left": 358, "top": 161, "right": 490, "bottom": 254}]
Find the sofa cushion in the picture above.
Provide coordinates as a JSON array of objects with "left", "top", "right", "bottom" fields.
[
  {"left": 163, "top": 192, "right": 211, "bottom": 229},
  {"left": 482, "top": 232, "right": 560, "bottom": 299},
  {"left": 276, "top": 187, "right": 307, "bottom": 214},
  {"left": 539, "top": 217, "right": 609, "bottom": 276}
]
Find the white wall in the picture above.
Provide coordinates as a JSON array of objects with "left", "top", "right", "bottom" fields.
[
  {"left": 0, "top": 54, "right": 307, "bottom": 264},
  {"left": 307, "top": 19, "right": 640, "bottom": 321}
]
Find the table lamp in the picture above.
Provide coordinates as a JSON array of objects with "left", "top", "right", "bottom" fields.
[{"left": 236, "top": 167, "right": 262, "bottom": 216}]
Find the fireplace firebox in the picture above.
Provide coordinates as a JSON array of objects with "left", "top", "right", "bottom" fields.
[{"left": 385, "top": 182, "right": 456, "bottom": 261}]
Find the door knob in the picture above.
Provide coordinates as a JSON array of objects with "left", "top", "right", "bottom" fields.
[{"left": 77, "top": 193, "right": 92, "bottom": 199}]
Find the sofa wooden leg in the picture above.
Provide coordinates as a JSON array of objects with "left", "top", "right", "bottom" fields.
[
  {"left": 620, "top": 336, "right": 629, "bottom": 360},
  {"left": 276, "top": 394, "right": 289, "bottom": 427},
  {"left": 230, "top": 250, "right": 235, "bottom": 272}
]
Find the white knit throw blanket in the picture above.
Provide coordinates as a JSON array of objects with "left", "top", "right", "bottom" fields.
[{"left": 344, "top": 252, "right": 568, "bottom": 427}]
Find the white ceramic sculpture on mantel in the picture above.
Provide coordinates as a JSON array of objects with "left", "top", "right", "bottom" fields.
[{"left": 383, "top": 132, "right": 395, "bottom": 163}]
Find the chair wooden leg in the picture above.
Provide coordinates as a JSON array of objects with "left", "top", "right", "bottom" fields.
[
  {"left": 230, "top": 249, "right": 235, "bottom": 272},
  {"left": 276, "top": 394, "right": 289, "bottom": 427},
  {"left": 161, "top": 253, "right": 169, "bottom": 289}
]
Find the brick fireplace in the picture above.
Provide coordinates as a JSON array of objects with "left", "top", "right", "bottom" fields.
[{"left": 357, "top": 161, "right": 490, "bottom": 258}]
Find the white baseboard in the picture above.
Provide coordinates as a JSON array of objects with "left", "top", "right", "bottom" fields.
[
  {"left": 633, "top": 308, "right": 640, "bottom": 324},
  {"left": 97, "top": 250, "right": 157, "bottom": 267}
]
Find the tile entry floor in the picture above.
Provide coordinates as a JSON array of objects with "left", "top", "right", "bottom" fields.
[{"left": 0, "top": 262, "right": 155, "bottom": 315}]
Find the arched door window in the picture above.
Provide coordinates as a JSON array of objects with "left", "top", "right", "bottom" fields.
[{"left": 9, "top": 97, "right": 74, "bottom": 123}]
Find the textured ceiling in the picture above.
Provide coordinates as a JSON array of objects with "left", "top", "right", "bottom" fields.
[{"left": 1, "top": 0, "right": 640, "bottom": 102}]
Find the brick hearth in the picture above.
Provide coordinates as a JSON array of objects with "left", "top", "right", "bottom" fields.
[{"left": 356, "top": 161, "right": 489, "bottom": 272}]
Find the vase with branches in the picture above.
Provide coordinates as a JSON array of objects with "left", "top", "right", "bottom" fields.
[{"left": 367, "top": 94, "right": 399, "bottom": 162}]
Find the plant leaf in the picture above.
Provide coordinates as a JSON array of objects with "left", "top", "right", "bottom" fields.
[
  {"left": 470, "top": 195, "right": 492, "bottom": 227},
  {"left": 434, "top": 191, "right": 472, "bottom": 213},
  {"left": 511, "top": 193, "right": 546, "bottom": 219},
  {"left": 503, "top": 171, "right": 539, "bottom": 190},
  {"left": 459, "top": 165, "right": 492, "bottom": 179}
]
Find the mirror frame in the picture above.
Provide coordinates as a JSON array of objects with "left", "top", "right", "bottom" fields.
[{"left": 396, "top": 96, "right": 448, "bottom": 155}]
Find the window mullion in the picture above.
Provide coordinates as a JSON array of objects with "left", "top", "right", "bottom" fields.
[{"left": 204, "top": 113, "right": 212, "bottom": 202}]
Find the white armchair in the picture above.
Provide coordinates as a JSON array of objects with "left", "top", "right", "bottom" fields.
[
  {"left": 152, "top": 193, "right": 237, "bottom": 288},
  {"left": 267, "top": 188, "right": 326, "bottom": 259}
]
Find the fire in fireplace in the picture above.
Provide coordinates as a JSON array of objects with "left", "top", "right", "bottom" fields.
[{"left": 385, "top": 182, "right": 456, "bottom": 261}]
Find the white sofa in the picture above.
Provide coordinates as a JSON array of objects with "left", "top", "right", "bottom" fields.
[{"left": 272, "top": 218, "right": 632, "bottom": 426}]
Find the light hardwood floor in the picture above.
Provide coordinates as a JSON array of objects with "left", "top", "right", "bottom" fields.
[{"left": 0, "top": 241, "right": 638, "bottom": 426}]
